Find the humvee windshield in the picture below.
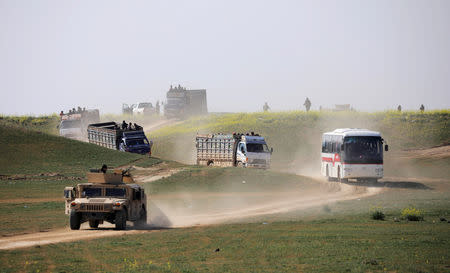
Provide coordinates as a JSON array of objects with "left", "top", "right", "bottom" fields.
[
  {"left": 83, "top": 188, "right": 102, "bottom": 197},
  {"left": 106, "top": 188, "right": 126, "bottom": 197}
]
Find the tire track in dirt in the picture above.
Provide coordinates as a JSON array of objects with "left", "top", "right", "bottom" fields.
[{"left": 0, "top": 224, "right": 155, "bottom": 250}]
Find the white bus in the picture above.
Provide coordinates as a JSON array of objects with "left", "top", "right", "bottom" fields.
[{"left": 321, "top": 128, "right": 388, "bottom": 182}]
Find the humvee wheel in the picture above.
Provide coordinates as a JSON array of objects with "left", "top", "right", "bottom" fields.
[
  {"left": 70, "top": 210, "right": 81, "bottom": 230},
  {"left": 135, "top": 207, "right": 147, "bottom": 227},
  {"left": 89, "top": 220, "right": 99, "bottom": 228},
  {"left": 115, "top": 209, "right": 127, "bottom": 230}
]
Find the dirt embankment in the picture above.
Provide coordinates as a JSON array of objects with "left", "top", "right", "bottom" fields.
[{"left": 397, "top": 145, "right": 450, "bottom": 160}]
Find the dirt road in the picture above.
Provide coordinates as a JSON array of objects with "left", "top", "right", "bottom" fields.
[
  {"left": 149, "top": 181, "right": 382, "bottom": 227},
  {"left": 0, "top": 176, "right": 382, "bottom": 250},
  {"left": 0, "top": 224, "right": 153, "bottom": 250}
]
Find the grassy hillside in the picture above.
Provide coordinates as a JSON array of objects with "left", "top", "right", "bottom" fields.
[
  {"left": 0, "top": 124, "right": 160, "bottom": 235},
  {"left": 0, "top": 124, "right": 147, "bottom": 176},
  {"left": 148, "top": 110, "right": 450, "bottom": 177}
]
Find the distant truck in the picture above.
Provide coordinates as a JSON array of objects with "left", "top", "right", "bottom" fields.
[
  {"left": 164, "top": 85, "right": 207, "bottom": 119},
  {"left": 59, "top": 109, "right": 100, "bottom": 140},
  {"left": 64, "top": 167, "right": 147, "bottom": 230},
  {"left": 87, "top": 122, "right": 152, "bottom": 155},
  {"left": 196, "top": 133, "right": 272, "bottom": 169}
]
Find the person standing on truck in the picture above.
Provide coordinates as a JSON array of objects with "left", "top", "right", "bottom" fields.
[
  {"left": 122, "top": 120, "right": 127, "bottom": 130},
  {"left": 304, "top": 97, "right": 311, "bottom": 112},
  {"left": 128, "top": 122, "right": 133, "bottom": 130},
  {"left": 134, "top": 123, "right": 142, "bottom": 130},
  {"left": 60, "top": 110, "right": 64, "bottom": 120}
]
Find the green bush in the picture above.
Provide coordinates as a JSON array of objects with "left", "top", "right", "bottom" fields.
[
  {"left": 371, "top": 210, "right": 385, "bottom": 220},
  {"left": 401, "top": 207, "right": 424, "bottom": 221}
]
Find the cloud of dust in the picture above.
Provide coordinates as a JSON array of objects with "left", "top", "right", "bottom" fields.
[{"left": 146, "top": 174, "right": 381, "bottom": 228}]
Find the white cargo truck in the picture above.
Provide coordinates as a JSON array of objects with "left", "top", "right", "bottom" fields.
[{"left": 196, "top": 133, "right": 272, "bottom": 169}]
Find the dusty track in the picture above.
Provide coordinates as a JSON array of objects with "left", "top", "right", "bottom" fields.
[
  {"left": 0, "top": 224, "right": 154, "bottom": 250},
  {"left": 150, "top": 180, "right": 382, "bottom": 227},
  {"left": 0, "top": 175, "right": 382, "bottom": 250}
]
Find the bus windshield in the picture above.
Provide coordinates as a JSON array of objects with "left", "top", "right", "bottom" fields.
[{"left": 343, "top": 136, "right": 383, "bottom": 164}]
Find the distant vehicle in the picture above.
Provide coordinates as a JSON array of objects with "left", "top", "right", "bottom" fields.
[
  {"left": 122, "top": 102, "right": 155, "bottom": 115},
  {"left": 122, "top": 103, "right": 133, "bottom": 115},
  {"left": 196, "top": 132, "right": 272, "bottom": 169},
  {"left": 59, "top": 109, "right": 100, "bottom": 140},
  {"left": 321, "top": 128, "right": 389, "bottom": 183},
  {"left": 64, "top": 168, "right": 147, "bottom": 230},
  {"left": 133, "top": 102, "right": 155, "bottom": 115},
  {"left": 164, "top": 85, "right": 207, "bottom": 119},
  {"left": 87, "top": 122, "right": 152, "bottom": 155},
  {"left": 333, "top": 104, "right": 351, "bottom": 111}
]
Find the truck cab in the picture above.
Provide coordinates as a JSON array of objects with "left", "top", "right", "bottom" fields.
[
  {"left": 236, "top": 135, "right": 272, "bottom": 169},
  {"left": 119, "top": 131, "right": 152, "bottom": 155},
  {"left": 59, "top": 119, "right": 83, "bottom": 140}
]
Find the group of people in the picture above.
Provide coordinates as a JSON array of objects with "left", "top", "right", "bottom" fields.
[
  {"left": 121, "top": 120, "right": 142, "bottom": 131},
  {"left": 397, "top": 104, "right": 425, "bottom": 112},
  {"left": 59, "top": 106, "right": 87, "bottom": 119},
  {"left": 263, "top": 97, "right": 312, "bottom": 112}
]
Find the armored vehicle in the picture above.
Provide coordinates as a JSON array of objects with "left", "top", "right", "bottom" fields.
[{"left": 64, "top": 167, "right": 147, "bottom": 230}]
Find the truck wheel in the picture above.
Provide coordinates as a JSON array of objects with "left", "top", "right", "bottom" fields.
[
  {"left": 237, "top": 162, "right": 243, "bottom": 168},
  {"left": 115, "top": 209, "right": 127, "bottom": 230},
  {"left": 70, "top": 210, "right": 81, "bottom": 230},
  {"left": 135, "top": 208, "right": 147, "bottom": 227},
  {"left": 89, "top": 220, "right": 99, "bottom": 228}
]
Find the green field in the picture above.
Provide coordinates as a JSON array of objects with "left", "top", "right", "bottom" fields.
[{"left": 0, "top": 112, "right": 449, "bottom": 272}]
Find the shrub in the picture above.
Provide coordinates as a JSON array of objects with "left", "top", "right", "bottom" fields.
[
  {"left": 401, "top": 207, "right": 424, "bottom": 221},
  {"left": 371, "top": 210, "right": 385, "bottom": 220}
]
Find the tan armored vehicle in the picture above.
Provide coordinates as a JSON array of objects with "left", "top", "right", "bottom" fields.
[{"left": 64, "top": 167, "right": 147, "bottom": 230}]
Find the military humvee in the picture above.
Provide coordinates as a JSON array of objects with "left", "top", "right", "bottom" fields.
[{"left": 64, "top": 167, "right": 147, "bottom": 230}]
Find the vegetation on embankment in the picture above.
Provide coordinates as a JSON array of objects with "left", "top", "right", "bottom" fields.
[
  {"left": 148, "top": 110, "right": 450, "bottom": 176},
  {"left": 0, "top": 114, "right": 60, "bottom": 135}
]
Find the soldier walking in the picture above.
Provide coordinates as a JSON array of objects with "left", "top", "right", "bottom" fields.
[
  {"left": 397, "top": 105, "right": 402, "bottom": 112},
  {"left": 304, "top": 97, "right": 311, "bottom": 112},
  {"left": 420, "top": 104, "right": 425, "bottom": 112},
  {"left": 263, "top": 102, "right": 270, "bottom": 112}
]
